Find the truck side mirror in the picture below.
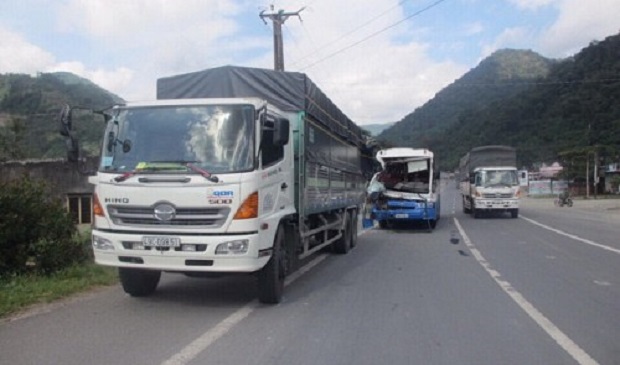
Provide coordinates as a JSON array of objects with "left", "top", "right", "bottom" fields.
[
  {"left": 273, "top": 118, "right": 289, "bottom": 146},
  {"left": 66, "top": 136, "right": 79, "bottom": 162},
  {"left": 59, "top": 104, "right": 72, "bottom": 137}
]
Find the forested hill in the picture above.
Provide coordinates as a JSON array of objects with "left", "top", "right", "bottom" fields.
[
  {"left": 3, "top": 32, "right": 620, "bottom": 168},
  {"left": 378, "top": 32, "right": 620, "bottom": 170},
  {"left": 0, "top": 72, "right": 123, "bottom": 161}
]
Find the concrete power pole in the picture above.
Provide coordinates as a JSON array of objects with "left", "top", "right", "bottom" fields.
[{"left": 260, "top": 7, "right": 305, "bottom": 71}]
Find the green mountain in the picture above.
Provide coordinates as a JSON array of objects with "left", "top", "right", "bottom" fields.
[
  {"left": 361, "top": 122, "right": 395, "bottom": 136},
  {"left": 3, "top": 32, "right": 620, "bottom": 172},
  {"left": 0, "top": 72, "right": 123, "bottom": 161},
  {"left": 378, "top": 33, "right": 620, "bottom": 171}
]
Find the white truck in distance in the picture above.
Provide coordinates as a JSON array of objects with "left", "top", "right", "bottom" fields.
[
  {"left": 459, "top": 145, "right": 520, "bottom": 218},
  {"left": 59, "top": 66, "right": 371, "bottom": 304}
]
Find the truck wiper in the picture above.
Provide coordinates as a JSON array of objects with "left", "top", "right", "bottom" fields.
[
  {"left": 185, "top": 163, "right": 219, "bottom": 183},
  {"left": 113, "top": 161, "right": 219, "bottom": 183}
]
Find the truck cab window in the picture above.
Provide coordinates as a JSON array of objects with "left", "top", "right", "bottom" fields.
[{"left": 261, "top": 126, "right": 284, "bottom": 168}]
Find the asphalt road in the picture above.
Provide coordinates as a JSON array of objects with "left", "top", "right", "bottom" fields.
[{"left": 1, "top": 180, "right": 619, "bottom": 365}]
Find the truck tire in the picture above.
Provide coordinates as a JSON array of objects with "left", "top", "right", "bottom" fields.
[
  {"left": 378, "top": 220, "right": 388, "bottom": 229},
  {"left": 333, "top": 212, "right": 351, "bottom": 254},
  {"left": 258, "top": 225, "right": 286, "bottom": 304},
  {"left": 463, "top": 197, "right": 471, "bottom": 214},
  {"left": 118, "top": 268, "right": 161, "bottom": 297},
  {"left": 350, "top": 211, "right": 358, "bottom": 248},
  {"left": 473, "top": 208, "right": 480, "bottom": 219},
  {"left": 511, "top": 209, "right": 519, "bottom": 218}
]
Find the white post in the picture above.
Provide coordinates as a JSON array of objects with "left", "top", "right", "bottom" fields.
[{"left": 586, "top": 154, "right": 590, "bottom": 199}]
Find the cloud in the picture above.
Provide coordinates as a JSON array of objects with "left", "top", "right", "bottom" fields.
[
  {"left": 0, "top": 26, "right": 135, "bottom": 99},
  {"left": 264, "top": 0, "right": 468, "bottom": 123},
  {"left": 464, "top": 22, "right": 485, "bottom": 36},
  {"left": 45, "top": 62, "right": 134, "bottom": 98},
  {"left": 0, "top": 27, "right": 55, "bottom": 74},
  {"left": 538, "top": 0, "right": 620, "bottom": 57},
  {"left": 52, "top": 0, "right": 253, "bottom": 100},
  {"left": 303, "top": 41, "right": 467, "bottom": 123},
  {"left": 507, "top": 0, "right": 555, "bottom": 10},
  {"left": 57, "top": 0, "right": 241, "bottom": 42}
]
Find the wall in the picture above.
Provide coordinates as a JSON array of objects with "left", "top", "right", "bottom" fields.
[
  {"left": 0, "top": 158, "right": 97, "bottom": 198},
  {"left": 527, "top": 180, "right": 568, "bottom": 196}
]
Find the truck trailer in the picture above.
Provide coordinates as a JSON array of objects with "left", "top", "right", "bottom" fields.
[
  {"left": 367, "top": 148, "right": 440, "bottom": 229},
  {"left": 59, "top": 66, "right": 372, "bottom": 304},
  {"left": 459, "top": 145, "right": 520, "bottom": 218}
]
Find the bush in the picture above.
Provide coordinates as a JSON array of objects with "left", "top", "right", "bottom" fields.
[{"left": 0, "top": 177, "right": 80, "bottom": 276}]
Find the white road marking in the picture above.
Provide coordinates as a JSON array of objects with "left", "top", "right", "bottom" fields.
[
  {"left": 160, "top": 303, "right": 255, "bottom": 365},
  {"left": 161, "top": 254, "right": 327, "bottom": 365},
  {"left": 593, "top": 280, "right": 611, "bottom": 287},
  {"left": 521, "top": 215, "right": 620, "bottom": 255},
  {"left": 454, "top": 218, "right": 599, "bottom": 365},
  {"left": 161, "top": 222, "right": 377, "bottom": 365},
  {"left": 160, "top": 253, "right": 328, "bottom": 365}
]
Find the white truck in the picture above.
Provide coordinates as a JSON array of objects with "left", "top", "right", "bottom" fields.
[
  {"left": 459, "top": 145, "right": 520, "bottom": 218},
  {"left": 59, "top": 66, "right": 371, "bottom": 304}
]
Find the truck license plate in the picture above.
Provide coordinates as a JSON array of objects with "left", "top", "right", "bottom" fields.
[
  {"left": 142, "top": 236, "right": 181, "bottom": 247},
  {"left": 395, "top": 214, "right": 408, "bottom": 219}
]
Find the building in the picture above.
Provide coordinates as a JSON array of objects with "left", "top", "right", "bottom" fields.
[{"left": 0, "top": 158, "right": 97, "bottom": 225}]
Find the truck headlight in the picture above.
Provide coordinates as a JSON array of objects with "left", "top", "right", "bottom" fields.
[
  {"left": 92, "top": 235, "right": 115, "bottom": 250},
  {"left": 216, "top": 240, "right": 249, "bottom": 255}
]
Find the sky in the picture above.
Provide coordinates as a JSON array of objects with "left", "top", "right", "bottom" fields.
[{"left": 1, "top": 0, "right": 619, "bottom": 125}]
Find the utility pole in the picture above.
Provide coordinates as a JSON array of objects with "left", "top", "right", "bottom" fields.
[{"left": 260, "top": 6, "right": 305, "bottom": 71}]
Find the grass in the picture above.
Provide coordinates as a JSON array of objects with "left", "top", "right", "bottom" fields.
[{"left": 0, "top": 263, "right": 118, "bottom": 319}]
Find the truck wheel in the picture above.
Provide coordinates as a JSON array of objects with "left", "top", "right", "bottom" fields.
[
  {"left": 473, "top": 208, "right": 480, "bottom": 219},
  {"left": 463, "top": 197, "right": 471, "bottom": 214},
  {"left": 258, "top": 225, "right": 286, "bottom": 304},
  {"left": 333, "top": 213, "right": 351, "bottom": 254},
  {"left": 350, "top": 211, "right": 358, "bottom": 248},
  {"left": 429, "top": 219, "right": 437, "bottom": 229},
  {"left": 511, "top": 209, "right": 519, "bottom": 218},
  {"left": 378, "top": 220, "right": 388, "bottom": 229},
  {"left": 118, "top": 268, "right": 161, "bottom": 297}
]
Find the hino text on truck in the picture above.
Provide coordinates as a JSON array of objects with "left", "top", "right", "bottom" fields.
[
  {"left": 458, "top": 145, "right": 520, "bottom": 218},
  {"left": 367, "top": 148, "right": 440, "bottom": 230},
  {"left": 59, "top": 66, "right": 373, "bottom": 304}
]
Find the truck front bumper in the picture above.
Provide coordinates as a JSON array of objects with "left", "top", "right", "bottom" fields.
[
  {"left": 473, "top": 198, "right": 519, "bottom": 211},
  {"left": 371, "top": 203, "right": 438, "bottom": 222},
  {"left": 91, "top": 229, "right": 269, "bottom": 273}
]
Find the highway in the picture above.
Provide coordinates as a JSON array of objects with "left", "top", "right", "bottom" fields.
[{"left": 1, "top": 180, "right": 619, "bottom": 365}]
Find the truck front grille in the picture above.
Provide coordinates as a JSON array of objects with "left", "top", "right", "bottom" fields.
[{"left": 108, "top": 205, "right": 230, "bottom": 228}]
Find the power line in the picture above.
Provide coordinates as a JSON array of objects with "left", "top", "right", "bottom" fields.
[
  {"left": 297, "top": 0, "right": 448, "bottom": 71},
  {"left": 288, "top": 0, "right": 414, "bottom": 68}
]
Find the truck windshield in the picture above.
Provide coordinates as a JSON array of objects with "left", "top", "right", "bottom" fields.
[
  {"left": 376, "top": 159, "right": 431, "bottom": 194},
  {"left": 100, "top": 104, "right": 255, "bottom": 174},
  {"left": 479, "top": 170, "right": 518, "bottom": 187}
]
